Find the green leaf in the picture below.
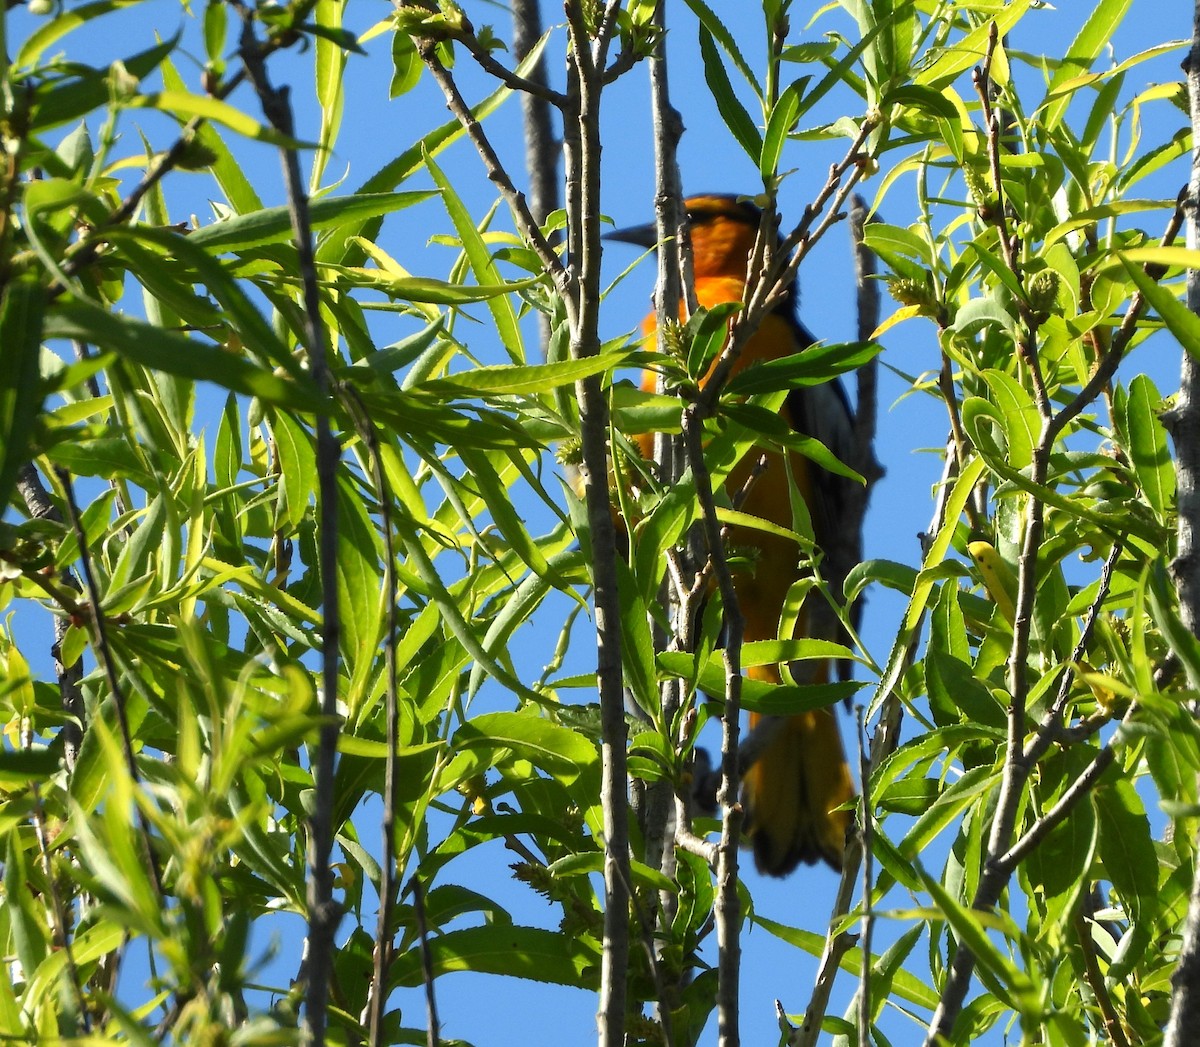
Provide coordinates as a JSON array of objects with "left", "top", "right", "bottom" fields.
[
  {"left": 1121, "top": 374, "right": 1174, "bottom": 518},
  {"left": 0, "top": 278, "right": 46, "bottom": 511},
  {"left": 334, "top": 473, "right": 381, "bottom": 687},
  {"left": 980, "top": 369, "right": 1039, "bottom": 472},
  {"left": 106, "top": 225, "right": 297, "bottom": 380},
  {"left": 1096, "top": 778, "right": 1159, "bottom": 927},
  {"left": 920, "top": 866, "right": 1033, "bottom": 1004},
  {"left": 680, "top": 0, "right": 762, "bottom": 96},
  {"left": 391, "top": 29, "right": 423, "bottom": 98},
  {"left": 161, "top": 55, "right": 262, "bottom": 214},
  {"left": 16, "top": 0, "right": 145, "bottom": 67},
  {"left": 754, "top": 913, "right": 939, "bottom": 1010},
  {"left": 452, "top": 711, "right": 598, "bottom": 786},
  {"left": 1040, "top": 0, "right": 1137, "bottom": 133},
  {"left": 45, "top": 298, "right": 324, "bottom": 411},
  {"left": 723, "top": 341, "right": 881, "bottom": 395},
  {"left": 760, "top": 77, "right": 805, "bottom": 179},
  {"left": 416, "top": 352, "right": 629, "bottom": 397},
  {"left": 457, "top": 447, "right": 557, "bottom": 585},
  {"left": 915, "top": 1, "right": 1032, "bottom": 88},
  {"left": 425, "top": 152, "right": 524, "bottom": 363},
  {"left": 29, "top": 34, "right": 179, "bottom": 132},
  {"left": 697, "top": 25, "right": 762, "bottom": 161},
  {"left": 188, "top": 190, "right": 436, "bottom": 251},
  {"left": 658, "top": 650, "right": 862, "bottom": 714},
  {"left": 899, "top": 764, "right": 1000, "bottom": 862},
  {"left": 720, "top": 402, "right": 862, "bottom": 481},
  {"left": 127, "top": 92, "right": 309, "bottom": 147},
  {"left": 391, "top": 925, "right": 600, "bottom": 990},
  {"left": 271, "top": 410, "right": 317, "bottom": 532},
  {"left": 615, "top": 556, "right": 658, "bottom": 717},
  {"left": 1119, "top": 253, "right": 1200, "bottom": 361},
  {"left": 317, "top": 38, "right": 544, "bottom": 268}
]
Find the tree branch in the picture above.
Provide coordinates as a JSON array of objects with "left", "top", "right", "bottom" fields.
[
  {"left": 237, "top": 16, "right": 343, "bottom": 1045},
  {"left": 1164, "top": 6, "right": 1200, "bottom": 1043}
]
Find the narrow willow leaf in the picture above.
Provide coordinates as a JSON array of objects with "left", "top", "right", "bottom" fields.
[
  {"left": 415, "top": 351, "right": 629, "bottom": 397},
  {"left": 271, "top": 410, "right": 317, "bottom": 533},
  {"left": 760, "top": 77, "right": 805, "bottom": 179},
  {"left": 1122, "top": 373, "right": 1174, "bottom": 518},
  {"left": 30, "top": 35, "right": 178, "bottom": 132},
  {"left": 724, "top": 341, "right": 881, "bottom": 395},
  {"left": 452, "top": 711, "right": 598, "bottom": 785},
  {"left": 391, "top": 925, "right": 601, "bottom": 990},
  {"left": 1096, "top": 778, "right": 1159, "bottom": 926},
  {"left": 188, "top": 190, "right": 436, "bottom": 251},
  {"left": 680, "top": 0, "right": 763, "bottom": 96},
  {"left": 754, "top": 913, "right": 939, "bottom": 1009},
  {"left": 425, "top": 152, "right": 524, "bottom": 362},
  {"left": 899, "top": 765, "right": 999, "bottom": 858},
  {"left": 697, "top": 25, "right": 762, "bottom": 161},
  {"left": 0, "top": 278, "right": 46, "bottom": 510},
  {"left": 161, "top": 55, "right": 262, "bottom": 214},
  {"left": 1120, "top": 255, "right": 1200, "bottom": 360},
  {"left": 658, "top": 651, "right": 861, "bottom": 714},
  {"left": 391, "top": 29, "right": 422, "bottom": 98},
  {"left": 46, "top": 299, "right": 324, "bottom": 410},
  {"left": 914, "top": 0, "right": 1031, "bottom": 88},
  {"left": 127, "top": 92, "right": 310, "bottom": 147},
  {"left": 980, "top": 369, "right": 1039, "bottom": 471},
  {"left": 1041, "top": 0, "right": 1137, "bottom": 133},
  {"left": 311, "top": 0, "right": 348, "bottom": 190},
  {"left": 16, "top": 0, "right": 145, "bottom": 67}
]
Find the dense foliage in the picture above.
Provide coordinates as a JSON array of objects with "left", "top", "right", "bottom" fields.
[{"left": 0, "top": 1, "right": 1195, "bottom": 1044}]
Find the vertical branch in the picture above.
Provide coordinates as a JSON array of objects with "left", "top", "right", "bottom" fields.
[
  {"left": 237, "top": 20, "right": 342, "bottom": 1047},
  {"left": 409, "top": 876, "right": 442, "bottom": 1047},
  {"left": 15, "top": 464, "right": 85, "bottom": 768},
  {"left": 856, "top": 709, "right": 874, "bottom": 1047},
  {"left": 643, "top": 0, "right": 687, "bottom": 937},
  {"left": 1165, "top": 5, "right": 1200, "bottom": 1044},
  {"left": 680, "top": 408, "right": 743, "bottom": 1047},
  {"left": 560, "top": 8, "right": 632, "bottom": 1044}
]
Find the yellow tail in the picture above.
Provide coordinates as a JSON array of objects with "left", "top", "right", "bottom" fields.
[{"left": 741, "top": 665, "right": 854, "bottom": 875}]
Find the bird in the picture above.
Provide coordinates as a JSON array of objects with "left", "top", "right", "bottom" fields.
[{"left": 605, "top": 193, "right": 859, "bottom": 875}]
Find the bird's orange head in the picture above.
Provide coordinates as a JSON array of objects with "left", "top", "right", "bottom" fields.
[{"left": 605, "top": 194, "right": 797, "bottom": 311}]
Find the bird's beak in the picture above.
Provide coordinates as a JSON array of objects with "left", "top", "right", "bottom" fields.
[{"left": 602, "top": 219, "right": 660, "bottom": 249}]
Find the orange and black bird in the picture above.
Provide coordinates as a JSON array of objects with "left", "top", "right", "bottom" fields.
[{"left": 607, "top": 194, "right": 859, "bottom": 875}]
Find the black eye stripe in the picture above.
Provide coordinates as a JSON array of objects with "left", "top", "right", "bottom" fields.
[{"left": 684, "top": 194, "right": 761, "bottom": 227}]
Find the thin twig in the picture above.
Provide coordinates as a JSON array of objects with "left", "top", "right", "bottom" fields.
[
  {"left": 681, "top": 406, "right": 743, "bottom": 1047},
  {"left": 343, "top": 392, "right": 401, "bottom": 1045},
  {"left": 856, "top": 708, "right": 873, "bottom": 1047},
  {"left": 972, "top": 24, "right": 1051, "bottom": 419},
  {"left": 413, "top": 36, "right": 568, "bottom": 296},
  {"left": 558, "top": 9, "right": 636, "bottom": 1044},
  {"left": 31, "top": 779, "right": 90, "bottom": 1032},
  {"left": 1076, "top": 903, "right": 1132, "bottom": 1047},
  {"left": 237, "top": 16, "right": 343, "bottom": 1046},
  {"left": 409, "top": 876, "right": 441, "bottom": 1047}
]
